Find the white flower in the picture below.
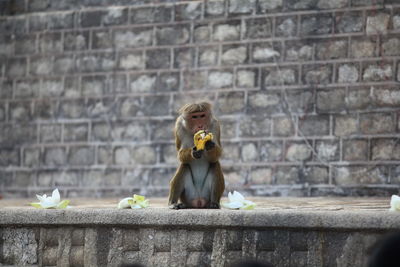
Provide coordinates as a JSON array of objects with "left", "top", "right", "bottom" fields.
[
  {"left": 30, "top": 189, "right": 70, "bottom": 209},
  {"left": 117, "top": 194, "right": 149, "bottom": 209},
  {"left": 222, "top": 191, "right": 256, "bottom": 210},
  {"left": 389, "top": 195, "right": 400, "bottom": 211}
]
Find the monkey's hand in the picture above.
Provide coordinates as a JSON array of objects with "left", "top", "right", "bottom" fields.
[
  {"left": 169, "top": 203, "right": 187, "bottom": 209},
  {"left": 205, "top": 140, "right": 215, "bottom": 151},
  {"left": 192, "top": 147, "right": 203, "bottom": 159}
]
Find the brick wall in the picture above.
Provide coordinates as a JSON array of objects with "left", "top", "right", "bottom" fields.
[{"left": 0, "top": 0, "right": 399, "bottom": 198}]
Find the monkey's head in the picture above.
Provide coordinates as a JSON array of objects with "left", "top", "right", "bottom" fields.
[{"left": 179, "top": 102, "right": 212, "bottom": 135}]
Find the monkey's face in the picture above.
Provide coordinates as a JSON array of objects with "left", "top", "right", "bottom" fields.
[{"left": 185, "top": 111, "right": 210, "bottom": 134}]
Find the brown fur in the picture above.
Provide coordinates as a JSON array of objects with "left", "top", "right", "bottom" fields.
[{"left": 168, "top": 103, "right": 225, "bottom": 209}]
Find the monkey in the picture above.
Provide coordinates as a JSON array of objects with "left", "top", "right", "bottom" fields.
[{"left": 168, "top": 102, "right": 225, "bottom": 209}]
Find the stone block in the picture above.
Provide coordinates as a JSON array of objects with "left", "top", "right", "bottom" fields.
[
  {"left": 366, "top": 13, "right": 390, "bottom": 35},
  {"left": 276, "top": 16, "right": 297, "bottom": 37},
  {"left": 92, "top": 123, "right": 111, "bottom": 141},
  {"left": 206, "top": 0, "right": 225, "bottom": 17},
  {"left": 80, "top": 10, "right": 104, "bottom": 27},
  {"left": 245, "top": 17, "right": 272, "bottom": 39},
  {"left": 239, "top": 116, "right": 271, "bottom": 137},
  {"left": 334, "top": 115, "right": 358, "bottom": 136},
  {"left": 121, "top": 169, "right": 148, "bottom": 186},
  {"left": 221, "top": 45, "right": 247, "bottom": 65},
  {"left": 198, "top": 46, "right": 218, "bottom": 67},
  {"left": 0, "top": 34, "right": 14, "bottom": 55},
  {"left": 60, "top": 99, "right": 86, "bottom": 119},
  {"left": 263, "top": 68, "right": 296, "bottom": 86},
  {"left": 44, "top": 147, "right": 66, "bottom": 166},
  {"left": 145, "top": 49, "right": 171, "bottom": 69},
  {"left": 252, "top": 43, "right": 281, "bottom": 62},
  {"left": 273, "top": 116, "right": 294, "bottom": 137},
  {"left": 372, "top": 139, "right": 400, "bottom": 160},
  {"left": 15, "top": 79, "right": 39, "bottom": 98},
  {"left": 221, "top": 143, "right": 240, "bottom": 163},
  {"left": 285, "top": 41, "right": 313, "bottom": 61},
  {"left": 248, "top": 92, "right": 281, "bottom": 114},
  {"left": 286, "top": 143, "right": 312, "bottom": 161},
  {"left": 241, "top": 142, "right": 259, "bottom": 162},
  {"left": 299, "top": 116, "right": 329, "bottom": 136},
  {"left": 316, "top": 40, "right": 347, "bottom": 60},
  {"left": 393, "top": 14, "right": 400, "bottom": 30},
  {"left": 149, "top": 168, "right": 175, "bottom": 187},
  {"left": 9, "top": 101, "right": 31, "bottom": 122},
  {"left": 274, "top": 166, "right": 300, "bottom": 184},
  {"left": 55, "top": 171, "right": 80, "bottom": 186},
  {"left": 98, "top": 146, "right": 113, "bottom": 165},
  {"left": 194, "top": 25, "right": 211, "bottom": 43},
  {"left": 216, "top": 91, "right": 245, "bottom": 113},
  {"left": 382, "top": 38, "right": 400, "bottom": 56},
  {"left": 208, "top": 71, "right": 233, "bottom": 88},
  {"left": 220, "top": 120, "right": 237, "bottom": 139},
  {"left": 0, "top": 79, "right": 13, "bottom": 99},
  {"left": 6, "top": 58, "right": 26, "bottom": 77},
  {"left": 161, "top": 144, "right": 178, "bottom": 164},
  {"left": 48, "top": 12, "right": 74, "bottom": 29},
  {"left": 315, "top": 140, "right": 339, "bottom": 161},
  {"left": 15, "top": 34, "right": 37, "bottom": 55},
  {"left": 78, "top": 53, "right": 116, "bottom": 73},
  {"left": 64, "top": 123, "right": 88, "bottom": 142},
  {"left": 63, "top": 77, "right": 80, "bottom": 98},
  {"left": 285, "top": 90, "right": 314, "bottom": 114},
  {"left": 114, "top": 28, "right": 153, "bottom": 49},
  {"left": 87, "top": 98, "right": 115, "bottom": 118},
  {"left": 2, "top": 228, "right": 38, "bottom": 266},
  {"left": 64, "top": 31, "right": 90, "bottom": 51},
  {"left": 30, "top": 56, "right": 54, "bottom": 75},
  {"left": 37, "top": 171, "right": 54, "bottom": 186},
  {"left": 300, "top": 14, "right": 333, "bottom": 35},
  {"left": 142, "top": 95, "right": 170, "bottom": 116},
  {"left": 92, "top": 30, "right": 112, "bottom": 50},
  {"left": 113, "top": 122, "right": 148, "bottom": 142},
  {"left": 129, "top": 74, "right": 156, "bottom": 93},
  {"left": 175, "top": 2, "right": 202, "bottom": 20},
  {"left": 237, "top": 69, "right": 257, "bottom": 88},
  {"left": 157, "top": 72, "right": 180, "bottom": 91},
  {"left": 303, "top": 64, "right": 332, "bottom": 85},
  {"left": 343, "top": 139, "right": 368, "bottom": 161},
  {"left": 347, "top": 88, "right": 371, "bottom": 110},
  {"left": 229, "top": 0, "right": 255, "bottom": 14},
  {"left": 223, "top": 165, "right": 245, "bottom": 184},
  {"left": 69, "top": 146, "right": 95, "bottom": 165},
  {"left": 334, "top": 166, "right": 387, "bottom": 185},
  {"left": 316, "top": 89, "right": 346, "bottom": 113},
  {"left": 40, "top": 124, "right": 62, "bottom": 143},
  {"left": 373, "top": 88, "right": 400, "bottom": 107},
  {"left": 305, "top": 166, "right": 329, "bottom": 184},
  {"left": 0, "top": 104, "right": 5, "bottom": 121},
  {"left": 360, "top": 113, "right": 394, "bottom": 134},
  {"left": 101, "top": 7, "right": 128, "bottom": 26},
  {"left": 41, "top": 78, "right": 64, "bottom": 97},
  {"left": 317, "top": 0, "right": 348, "bottom": 9},
  {"left": 119, "top": 98, "right": 141, "bottom": 117},
  {"left": 335, "top": 11, "right": 363, "bottom": 33},
  {"left": 362, "top": 63, "right": 392, "bottom": 81},
  {"left": 131, "top": 6, "right": 172, "bottom": 24},
  {"left": 81, "top": 75, "right": 106, "bottom": 97},
  {"left": 156, "top": 25, "right": 190, "bottom": 45},
  {"left": 29, "top": 14, "right": 47, "bottom": 32},
  {"left": 285, "top": 0, "right": 317, "bottom": 10},
  {"left": 174, "top": 48, "right": 195, "bottom": 68},
  {"left": 351, "top": 0, "right": 383, "bottom": 5},
  {"left": 260, "top": 141, "right": 282, "bottom": 161},
  {"left": 118, "top": 51, "right": 144, "bottom": 70},
  {"left": 11, "top": 171, "right": 35, "bottom": 187},
  {"left": 338, "top": 64, "right": 359, "bottom": 83},
  {"left": 213, "top": 22, "right": 240, "bottom": 41},
  {"left": 0, "top": 148, "right": 19, "bottom": 167},
  {"left": 54, "top": 56, "right": 75, "bottom": 74},
  {"left": 257, "top": 0, "right": 282, "bottom": 12}
]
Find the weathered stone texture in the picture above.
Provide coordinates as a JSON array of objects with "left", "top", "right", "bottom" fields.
[{"left": 1, "top": 0, "right": 398, "bottom": 197}]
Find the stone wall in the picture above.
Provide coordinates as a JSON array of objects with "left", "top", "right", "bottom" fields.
[{"left": 0, "top": 0, "right": 400, "bottom": 198}]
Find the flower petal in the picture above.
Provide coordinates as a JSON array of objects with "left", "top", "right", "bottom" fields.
[
  {"left": 222, "top": 201, "right": 243, "bottom": 209},
  {"left": 36, "top": 194, "right": 46, "bottom": 202},
  {"left": 390, "top": 195, "right": 400, "bottom": 211},
  {"left": 51, "top": 188, "right": 60, "bottom": 204},
  {"left": 229, "top": 191, "right": 245, "bottom": 202},
  {"left": 133, "top": 194, "right": 145, "bottom": 201},
  {"left": 41, "top": 199, "right": 58, "bottom": 209},
  {"left": 57, "top": 200, "right": 70, "bottom": 209},
  {"left": 241, "top": 200, "right": 256, "bottom": 210},
  {"left": 30, "top": 203, "right": 43, "bottom": 208},
  {"left": 117, "top": 198, "right": 133, "bottom": 209}
]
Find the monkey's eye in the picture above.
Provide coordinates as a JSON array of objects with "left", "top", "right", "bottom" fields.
[{"left": 192, "top": 115, "right": 198, "bottom": 119}]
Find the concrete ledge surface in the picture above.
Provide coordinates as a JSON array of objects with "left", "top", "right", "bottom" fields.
[{"left": 1, "top": 197, "right": 399, "bottom": 230}]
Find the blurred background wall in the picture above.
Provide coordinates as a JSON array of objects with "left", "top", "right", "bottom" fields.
[{"left": 0, "top": 0, "right": 399, "bottom": 198}]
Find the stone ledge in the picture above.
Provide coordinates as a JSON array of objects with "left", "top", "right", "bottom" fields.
[{"left": 0, "top": 197, "right": 398, "bottom": 230}]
